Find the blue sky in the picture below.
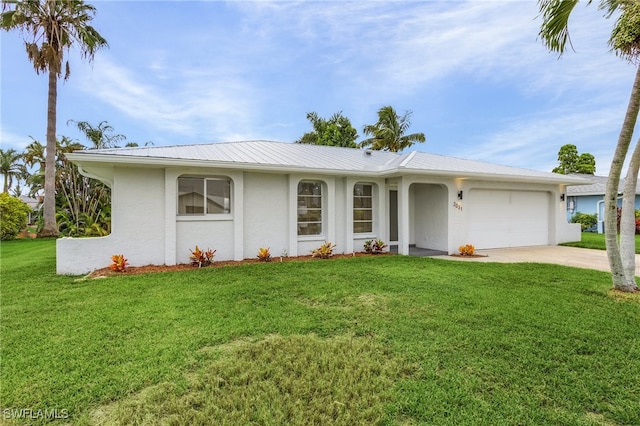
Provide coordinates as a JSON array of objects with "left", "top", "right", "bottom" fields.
[{"left": 1, "top": 0, "right": 638, "bottom": 174}]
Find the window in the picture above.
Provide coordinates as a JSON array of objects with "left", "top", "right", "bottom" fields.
[
  {"left": 353, "top": 183, "right": 373, "bottom": 233},
  {"left": 178, "top": 177, "right": 231, "bottom": 215},
  {"left": 297, "top": 181, "right": 323, "bottom": 235}
]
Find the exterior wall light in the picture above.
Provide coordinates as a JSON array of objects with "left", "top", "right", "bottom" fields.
[
  {"left": 457, "top": 190, "right": 463, "bottom": 200},
  {"left": 560, "top": 193, "right": 565, "bottom": 201}
]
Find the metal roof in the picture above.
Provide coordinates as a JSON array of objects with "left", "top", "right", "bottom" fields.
[
  {"left": 67, "top": 140, "right": 588, "bottom": 184},
  {"left": 402, "top": 151, "right": 570, "bottom": 180},
  {"left": 566, "top": 174, "right": 640, "bottom": 196}
]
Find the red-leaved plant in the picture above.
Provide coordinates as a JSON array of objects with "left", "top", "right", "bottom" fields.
[
  {"left": 257, "top": 247, "right": 272, "bottom": 262},
  {"left": 458, "top": 244, "right": 476, "bottom": 256},
  {"left": 190, "top": 246, "right": 216, "bottom": 268},
  {"left": 110, "top": 254, "right": 128, "bottom": 272},
  {"left": 363, "top": 239, "right": 388, "bottom": 254},
  {"left": 311, "top": 242, "right": 336, "bottom": 259}
]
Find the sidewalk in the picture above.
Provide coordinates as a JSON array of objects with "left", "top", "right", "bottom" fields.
[{"left": 432, "top": 245, "right": 640, "bottom": 276}]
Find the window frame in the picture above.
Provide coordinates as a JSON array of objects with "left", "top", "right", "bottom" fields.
[
  {"left": 353, "top": 182, "right": 374, "bottom": 234},
  {"left": 177, "top": 176, "right": 232, "bottom": 216},
  {"left": 297, "top": 180, "right": 324, "bottom": 237}
]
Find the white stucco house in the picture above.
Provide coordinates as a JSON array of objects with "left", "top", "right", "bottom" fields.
[{"left": 57, "top": 140, "right": 587, "bottom": 274}]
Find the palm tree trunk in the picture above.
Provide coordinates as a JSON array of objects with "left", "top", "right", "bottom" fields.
[
  {"left": 620, "top": 138, "right": 640, "bottom": 289},
  {"left": 39, "top": 69, "right": 59, "bottom": 238},
  {"left": 605, "top": 65, "right": 640, "bottom": 292}
]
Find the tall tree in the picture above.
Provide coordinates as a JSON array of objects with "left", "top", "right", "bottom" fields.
[
  {"left": 1, "top": 0, "right": 108, "bottom": 237},
  {"left": 615, "top": 1, "right": 640, "bottom": 286},
  {"left": 552, "top": 143, "right": 596, "bottom": 174},
  {"left": 538, "top": 0, "right": 640, "bottom": 292},
  {"left": 0, "top": 148, "right": 27, "bottom": 193},
  {"left": 67, "top": 119, "right": 125, "bottom": 148},
  {"left": 296, "top": 112, "right": 358, "bottom": 148},
  {"left": 359, "top": 106, "right": 425, "bottom": 152}
]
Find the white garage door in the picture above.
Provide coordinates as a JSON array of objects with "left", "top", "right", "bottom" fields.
[{"left": 467, "top": 189, "right": 550, "bottom": 248}]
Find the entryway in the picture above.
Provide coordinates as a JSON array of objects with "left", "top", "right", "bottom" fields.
[{"left": 389, "top": 245, "right": 447, "bottom": 256}]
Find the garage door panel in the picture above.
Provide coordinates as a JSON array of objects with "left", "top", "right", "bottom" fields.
[{"left": 468, "top": 189, "right": 549, "bottom": 248}]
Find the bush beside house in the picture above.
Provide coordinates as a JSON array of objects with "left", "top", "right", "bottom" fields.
[
  {"left": 0, "top": 193, "right": 31, "bottom": 240},
  {"left": 571, "top": 212, "right": 598, "bottom": 232}
]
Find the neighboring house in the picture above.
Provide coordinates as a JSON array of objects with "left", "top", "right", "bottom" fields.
[
  {"left": 566, "top": 174, "right": 640, "bottom": 232},
  {"left": 19, "top": 195, "right": 40, "bottom": 224},
  {"left": 57, "top": 140, "right": 588, "bottom": 274}
]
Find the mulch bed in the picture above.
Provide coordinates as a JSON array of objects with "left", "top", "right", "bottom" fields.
[{"left": 88, "top": 252, "right": 393, "bottom": 278}]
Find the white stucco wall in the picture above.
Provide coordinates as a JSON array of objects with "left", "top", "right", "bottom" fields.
[
  {"left": 57, "top": 167, "right": 166, "bottom": 274},
  {"left": 412, "top": 183, "right": 448, "bottom": 251},
  {"left": 176, "top": 219, "right": 235, "bottom": 264},
  {"left": 243, "top": 172, "right": 289, "bottom": 259},
  {"left": 112, "top": 168, "right": 166, "bottom": 266},
  {"left": 334, "top": 178, "right": 346, "bottom": 254}
]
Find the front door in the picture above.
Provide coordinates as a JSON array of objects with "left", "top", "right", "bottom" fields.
[{"left": 389, "top": 189, "right": 398, "bottom": 243}]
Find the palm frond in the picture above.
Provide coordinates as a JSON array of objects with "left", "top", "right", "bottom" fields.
[{"left": 538, "top": 0, "right": 580, "bottom": 55}]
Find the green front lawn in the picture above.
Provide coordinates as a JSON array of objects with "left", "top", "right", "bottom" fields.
[
  {"left": 1, "top": 239, "right": 639, "bottom": 425},
  {"left": 561, "top": 232, "right": 640, "bottom": 253}
]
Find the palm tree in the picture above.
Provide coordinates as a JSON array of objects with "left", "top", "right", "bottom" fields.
[
  {"left": 67, "top": 119, "right": 125, "bottom": 148},
  {"left": 0, "top": 148, "right": 27, "bottom": 193},
  {"left": 1, "top": 0, "right": 108, "bottom": 237},
  {"left": 24, "top": 137, "right": 46, "bottom": 169},
  {"left": 23, "top": 138, "right": 46, "bottom": 198},
  {"left": 538, "top": 0, "right": 640, "bottom": 292},
  {"left": 359, "top": 106, "right": 425, "bottom": 152}
]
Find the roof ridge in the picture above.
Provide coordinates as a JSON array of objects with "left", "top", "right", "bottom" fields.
[{"left": 399, "top": 151, "right": 416, "bottom": 167}]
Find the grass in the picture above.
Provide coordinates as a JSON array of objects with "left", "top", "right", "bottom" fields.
[
  {"left": 561, "top": 231, "right": 640, "bottom": 253},
  {"left": 1, "top": 239, "right": 639, "bottom": 425}
]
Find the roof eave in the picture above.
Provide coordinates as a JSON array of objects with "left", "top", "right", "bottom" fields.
[
  {"left": 66, "top": 152, "right": 591, "bottom": 184},
  {"left": 395, "top": 167, "right": 591, "bottom": 185},
  {"left": 65, "top": 152, "right": 388, "bottom": 177}
]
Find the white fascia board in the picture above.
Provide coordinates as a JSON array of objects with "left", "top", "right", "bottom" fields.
[
  {"left": 391, "top": 167, "right": 592, "bottom": 185},
  {"left": 65, "top": 153, "right": 389, "bottom": 177},
  {"left": 66, "top": 152, "right": 593, "bottom": 185}
]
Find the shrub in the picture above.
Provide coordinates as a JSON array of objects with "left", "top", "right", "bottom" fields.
[
  {"left": 257, "top": 247, "right": 271, "bottom": 262},
  {"left": 311, "top": 242, "right": 336, "bottom": 259},
  {"left": 458, "top": 244, "right": 475, "bottom": 256},
  {"left": 189, "top": 245, "right": 216, "bottom": 268},
  {"left": 363, "top": 239, "right": 388, "bottom": 254},
  {"left": 571, "top": 212, "right": 598, "bottom": 232},
  {"left": 0, "top": 193, "right": 31, "bottom": 240},
  {"left": 109, "top": 254, "right": 128, "bottom": 272}
]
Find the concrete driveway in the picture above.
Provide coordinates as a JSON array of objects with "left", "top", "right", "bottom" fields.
[{"left": 433, "top": 245, "right": 640, "bottom": 276}]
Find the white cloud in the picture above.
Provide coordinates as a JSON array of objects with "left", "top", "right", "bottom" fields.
[
  {"left": 461, "top": 102, "right": 629, "bottom": 174},
  {"left": 0, "top": 128, "right": 37, "bottom": 151},
  {"left": 75, "top": 56, "right": 260, "bottom": 141}
]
